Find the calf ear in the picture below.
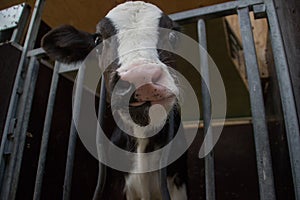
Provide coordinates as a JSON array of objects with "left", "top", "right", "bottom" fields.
[{"left": 41, "top": 25, "right": 99, "bottom": 63}]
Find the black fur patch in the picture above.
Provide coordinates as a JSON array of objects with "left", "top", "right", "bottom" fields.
[
  {"left": 41, "top": 25, "right": 97, "bottom": 63},
  {"left": 96, "top": 17, "right": 118, "bottom": 39}
]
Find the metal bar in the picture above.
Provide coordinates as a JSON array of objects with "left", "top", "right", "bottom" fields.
[
  {"left": 10, "top": 42, "right": 23, "bottom": 51},
  {"left": 182, "top": 117, "right": 281, "bottom": 129},
  {"left": 10, "top": 4, "right": 30, "bottom": 44},
  {"left": 198, "top": 19, "right": 216, "bottom": 200},
  {"left": 160, "top": 110, "right": 173, "bottom": 200},
  {"left": 1, "top": 56, "right": 40, "bottom": 200},
  {"left": 27, "top": 47, "right": 45, "bottom": 58},
  {"left": 253, "top": 4, "right": 267, "bottom": 19},
  {"left": 264, "top": 0, "right": 300, "bottom": 199},
  {"left": 39, "top": 59, "right": 53, "bottom": 69},
  {"left": 33, "top": 62, "right": 60, "bottom": 200},
  {"left": 63, "top": 64, "right": 85, "bottom": 200},
  {"left": 169, "top": 0, "right": 263, "bottom": 22},
  {"left": 59, "top": 63, "right": 81, "bottom": 74},
  {"left": 238, "top": 6, "right": 276, "bottom": 200},
  {"left": 10, "top": 57, "right": 40, "bottom": 200},
  {"left": 0, "top": 0, "right": 45, "bottom": 187},
  {"left": 93, "top": 78, "right": 107, "bottom": 200},
  {"left": 98, "top": 78, "right": 106, "bottom": 138}
]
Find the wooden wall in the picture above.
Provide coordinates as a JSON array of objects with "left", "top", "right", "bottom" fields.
[{"left": 225, "top": 14, "right": 269, "bottom": 79}]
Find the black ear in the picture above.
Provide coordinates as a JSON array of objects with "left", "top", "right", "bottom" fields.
[{"left": 41, "top": 25, "right": 100, "bottom": 63}]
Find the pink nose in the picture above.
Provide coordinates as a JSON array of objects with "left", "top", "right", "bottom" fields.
[
  {"left": 119, "top": 64, "right": 163, "bottom": 87},
  {"left": 118, "top": 63, "right": 171, "bottom": 102}
]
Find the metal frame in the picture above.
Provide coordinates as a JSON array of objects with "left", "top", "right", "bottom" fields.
[
  {"left": 0, "top": 0, "right": 299, "bottom": 199},
  {"left": 0, "top": 3, "right": 30, "bottom": 45},
  {"left": 10, "top": 4, "right": 31, "bottom": 44},
  {"left": 0, "top": 0, "right": 46, "bottom": 199}
]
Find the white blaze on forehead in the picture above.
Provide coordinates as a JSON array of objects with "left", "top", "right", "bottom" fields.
[{"left": 106, "top": 1, "right": 162, "bottom": 71}]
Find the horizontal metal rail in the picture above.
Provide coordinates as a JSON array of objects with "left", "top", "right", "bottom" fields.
[
  {"left": 59, "top": 63, "right": 81, "bottom": 74},
  {"left": 27, "top": 47, "right": 45, "bottom": 58},
  {"left": 169, "top": 0, "right": 263, "bottom": 22}
]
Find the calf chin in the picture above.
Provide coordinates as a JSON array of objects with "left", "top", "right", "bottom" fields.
[{"left": 129, "top": 102, "right": 151, "bottom": 127}]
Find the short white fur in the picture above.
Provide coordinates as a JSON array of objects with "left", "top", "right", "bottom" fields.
[{"left": 106, "top": 1, "right": 162, "bottom": 69}]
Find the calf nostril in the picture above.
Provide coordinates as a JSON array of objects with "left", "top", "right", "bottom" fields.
[{"left": 115, "top": 79, "right": 133, "bottom": 96}]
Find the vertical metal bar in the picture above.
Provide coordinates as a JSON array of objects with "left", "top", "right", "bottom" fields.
[
  {"left": 63, "top": 64, "right": 85, "bottom": 200},
  {"left": 98, "top": 78, "right": 106, "bottom": 132},
  {"left": 1, "top": 56, "right": 40, "bottom": 200},
  {"left": 198, "top": 19, "right": 216, "bottom": 200},
  {"left": 11, "top": 57, "right": 40, "bottom": 200},
  {"left": 93, "top": 78, "right": 107, "bottom": 200},
  {"left": 237, "top": 6, "right": 276, "bottom": 200},
  {"left": 0, "top": 0, "right": 46, "bottom": 185},
  {"left": 264, "top": 0, "right": 300, "bottom": 199},
  {"left": 160, "top": 110, "right": 173, "bottom": 200},
  {"left": 33, "top": 62, "right": 60, "bottom": 200}
]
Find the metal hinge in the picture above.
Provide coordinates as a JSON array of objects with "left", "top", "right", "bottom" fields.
[
  {"left": 4, "top": 118, "right": 17, "bottom": 158},
  {"left": 8, "top": 118, "right": 17, "bottom": 135}
]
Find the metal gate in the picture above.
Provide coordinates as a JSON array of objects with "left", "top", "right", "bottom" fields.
[{"left": 0, "top": 0, "right": 299, "bottom": 199}]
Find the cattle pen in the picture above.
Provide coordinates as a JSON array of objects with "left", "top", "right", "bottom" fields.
[{"left": 0, "top": 0, "right": 299, "bottom": 200}]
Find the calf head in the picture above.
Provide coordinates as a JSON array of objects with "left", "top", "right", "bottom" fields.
[{"left": 42, "top": 1, "right": 180, "bottom": 128}]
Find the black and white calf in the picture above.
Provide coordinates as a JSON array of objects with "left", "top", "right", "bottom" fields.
[{"left": 42, "top": 1, "right": 188, "bottom": 199}]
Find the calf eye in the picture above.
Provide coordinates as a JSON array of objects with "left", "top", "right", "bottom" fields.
[
  {"left": 94, "top": 34, "right": 102, "bottom": 45},
  {"left": 94, "top": 33, "right": 103, "bottom": 54}
]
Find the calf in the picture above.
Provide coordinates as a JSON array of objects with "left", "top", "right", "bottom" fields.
[{"left": 42, "top": 1, "right": 188, "bottom": 199}]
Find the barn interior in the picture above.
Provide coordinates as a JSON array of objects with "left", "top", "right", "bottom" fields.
[{"left": 0, "top": 0, "right": 297, "bottom": 200}]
